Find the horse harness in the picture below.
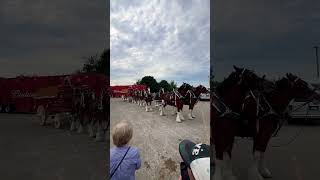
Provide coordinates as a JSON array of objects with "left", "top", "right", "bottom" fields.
[
  {"left": 243, "top": 90, "right": 291, "bottom": 136},
  {"left": 212, "top": 68, "right": 248, "bottom": 120},
  {"left": 186, "top": 90, "right": 198, "bottom": 105},
  {"left": 211, "top": 91, "right": 241, "bottom": 120}
]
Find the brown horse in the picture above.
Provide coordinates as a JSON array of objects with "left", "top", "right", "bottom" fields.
[
  {"left": 184, "top": 85, "right": 208, "bottom": 119},
  {"left": 159, "top": 84, "right": 193, "bottom": 122},
  {"left": 123, "top": 88, "right": 134, "bottom": 102},
  {"left": 88, "top": 89, "right": 109, "bottom": 141},
  {"left": 211, "top": 66, "right": 263, "bottom": 180},
  {"left": 143, "top": 88, "right": 153, "bottom": 112},
  {"left": 132, "top": 89, "right": 142, "bottom": 105},
  {"left": 239, "top": 73, "right": 319, "bottom": 180},
  {"left": 77, "top": 87, "right": 92, "bottom": 133},
  {"left": 70, "top": 87, "right": 82, "bottom": 131}
]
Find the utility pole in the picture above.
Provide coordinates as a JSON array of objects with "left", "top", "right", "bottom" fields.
[{"left": 314, "top": 46, "right": 319, "bottom": 78}]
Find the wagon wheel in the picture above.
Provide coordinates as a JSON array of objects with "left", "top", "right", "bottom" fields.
[
  {"left": 38, "top": 106, "right": 47, "bottom": 126},
  {"left": 54, "top": 113, "right": 62, "bottom": 129},
  {"left": 5, "top": 106, "right": 10, "bottom": 113}
]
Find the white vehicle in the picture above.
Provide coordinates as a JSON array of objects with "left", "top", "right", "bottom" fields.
[
  {"left": 199, "top": 92, "right": 210, "bottom": 101},
  {"left": 288, "top": 98, "right": 320, "bottom": 120}
]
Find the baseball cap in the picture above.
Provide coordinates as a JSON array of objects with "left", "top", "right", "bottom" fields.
[{"left": 179, "top": 139, "right": 210, "bottom": 180}]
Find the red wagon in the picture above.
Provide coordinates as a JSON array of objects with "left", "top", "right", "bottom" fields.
[{"left": 33, "top": 73, "right": 109, "bottom": 129}]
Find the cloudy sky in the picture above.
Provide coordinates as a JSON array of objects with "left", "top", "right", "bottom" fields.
[
  {"left": 214, "top": 0, "right": 320, "bottom": 82},
  {"left": 110, "top": 0, "right": 210, "bottom": 87},
  {"left": 0, "top": 0, "right": 107, "bottom": 77}
]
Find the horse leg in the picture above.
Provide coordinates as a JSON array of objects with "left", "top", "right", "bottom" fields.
[
  {"left": 77, "top": 113, "right": 84, "bottom": 133},
  {"left": 188, "top": 105, "right": 194, "bottom": 120},
  {"left": 191, "top": 103, "right": 196, "bottom": 118},
  {"left": 250, "top": 118, "right": 277, "bottom": 179},
  {"left": 88, "top": 114, "right": 95, "bottom": 138},
  {"left": 149, "top": 102, "right": 153, "bottom": 111},
  {"left": 160, "top": 100, "right": 165, "bottom": 116},
  {"left": 213, "top": 118, "right": 236, "bottom": 180},
  {"left": 176, "top": 109, "right": 182, "bottom": 123},
  {"left": 145, "top": 101, "right": 149, "bottom": 112},
  {"left": 70, "top": 113, "right": 76, "bottom": 131},
  {"left": 178, "top": 105, "right": 185, "bottom": 121},
  {"left": 172, "top": 106, "right": 176, "bottom": 116},
  {"left": 223, "top": 148, "right": 237, "bottom": 180},
  {"left": 95, "top": 119, "right": 104, "bottom": 142}
]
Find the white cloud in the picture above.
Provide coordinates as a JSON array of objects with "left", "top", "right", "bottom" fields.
[{"left": 111, "top": 0, "right": 210, "bottom": 87}]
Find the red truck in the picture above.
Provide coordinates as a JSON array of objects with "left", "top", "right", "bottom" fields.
[{"left": 0, "top": 73, "right": 109, "bottom": 128}]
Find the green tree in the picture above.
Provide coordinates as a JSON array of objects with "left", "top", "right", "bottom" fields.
[
  {"left": 82, "top": 54, "right": 98, "bottom": 73},
  {"left": 139, "top": 76, "right": 159, "bottom": 93},
  {"left": 81, "top": 49, "right": 110, "bottom": 75},
  {"left": 159, "top": 80, "right": 171, "bottom": 91},
  {"left": 96, "top": 49, "right": 110, "bottom": 75},
  {"left": 169, "top": 81, "right": 177, "bottom": 90}
]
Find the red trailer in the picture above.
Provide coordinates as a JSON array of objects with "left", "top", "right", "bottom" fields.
[
  {"left": 0, "top": 75, "right": 66, "bottom": 113},
  {"left": 111, "top": 85, "right": 146, "bottom": 97},
  {"left": 33, "top": 73, "right": 109, "bottom": 128},
  {"left": 0, "top": 73, "right": 109, "bottom": 128}
]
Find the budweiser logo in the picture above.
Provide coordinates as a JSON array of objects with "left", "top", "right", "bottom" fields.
[{"left": 11, "top": 90, "right": 34, "bottom": 98}]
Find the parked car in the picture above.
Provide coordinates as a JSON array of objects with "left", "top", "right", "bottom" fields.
[
  {"left": 199, "top": 92, "right": 210, "bottom": 101},
  {"left": 288, "top": 98, "right": 320, "bottom": 121}
]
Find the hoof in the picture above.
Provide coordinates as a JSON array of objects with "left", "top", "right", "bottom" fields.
[
  {"left": 188, "top": 114, "right": 194, "bottom": 120},
  {"left": 213, "top": 159, "right": 223, "bottom": 180},
  {"left": 259, "top": 167, "right": 272, "bottom": 178},
  {"left": 77, "top": 125, "right": 84, "bottom": 133},
  {"left": 223, "top": 175, "right": 238, "bottom": 180},
  {"left": 70, "top": 122, "right": 76, "bottom": 131},
  {"left": 248, "top": 166, "right": 264, "bottom": 180},
  {"left": 88, "top": 127, "right": 95, "bottom": 138},
  {"left": 95, "top": 134, "right": 104, "bottom": 142}
]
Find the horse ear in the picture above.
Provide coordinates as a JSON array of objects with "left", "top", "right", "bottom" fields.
[
  {"left": 233, "top": 65, "right": 239, "bottom": 71},
  {"left": 262, "top": 75, "right": 266, "bottom": 79}
]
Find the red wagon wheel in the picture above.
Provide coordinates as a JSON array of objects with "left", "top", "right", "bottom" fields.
[
  {"left": 38, "top": 106, "right": 47, "bottom": 126},
  {"left": 54, "top": 113, "right": 62, "bottom": 129}
]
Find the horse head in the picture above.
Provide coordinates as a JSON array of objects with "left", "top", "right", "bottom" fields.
[
  {"left": 282, "top": 73, "right": 319, "bottom": 100},
  {"left": 193, "top": 85, "right": 209, "bottom": 97},
  {"left": 178, "top": 82, "right": 193, "bottom": 96},
  {"left": 217, "top": 66, "right": 261, "bottom": 96}
]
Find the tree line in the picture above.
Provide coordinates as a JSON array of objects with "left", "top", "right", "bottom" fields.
[
  {"left": 136, "top": 76, "right": 178, "bottom": 93},
  {"left": 78, "top": 49, "right": 110, "bottom": 75}
]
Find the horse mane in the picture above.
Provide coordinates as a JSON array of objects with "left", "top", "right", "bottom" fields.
[
  {"left": 216, "top": 71, "right": 238, "bottom": 95},
  {"left": 275, "top": 77, "right": 291, "bottom": 90},
  {"left": 178, "top": 83, "right": 192, "bottom": 91}
]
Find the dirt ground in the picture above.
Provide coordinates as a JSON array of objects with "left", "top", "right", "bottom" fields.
[
  {"left": 0, "top": 113, "right": 107, "bottom": 180},
  {"left": 224, "top": 120, "right": 320, "bottom": 180},
  {"left": 110, "top": 98, "right": 210, "bottom": 180}
]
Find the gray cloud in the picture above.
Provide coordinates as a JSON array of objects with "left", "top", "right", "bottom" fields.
[
  {"left": 0, "top": 0, "right": 107, "bottom": 77},
  {"left": 214, "top": 0, "right": 320, "bottom": 82},
  {"left": 111, "top": 0, "right": 210, "bottom": 87}
]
